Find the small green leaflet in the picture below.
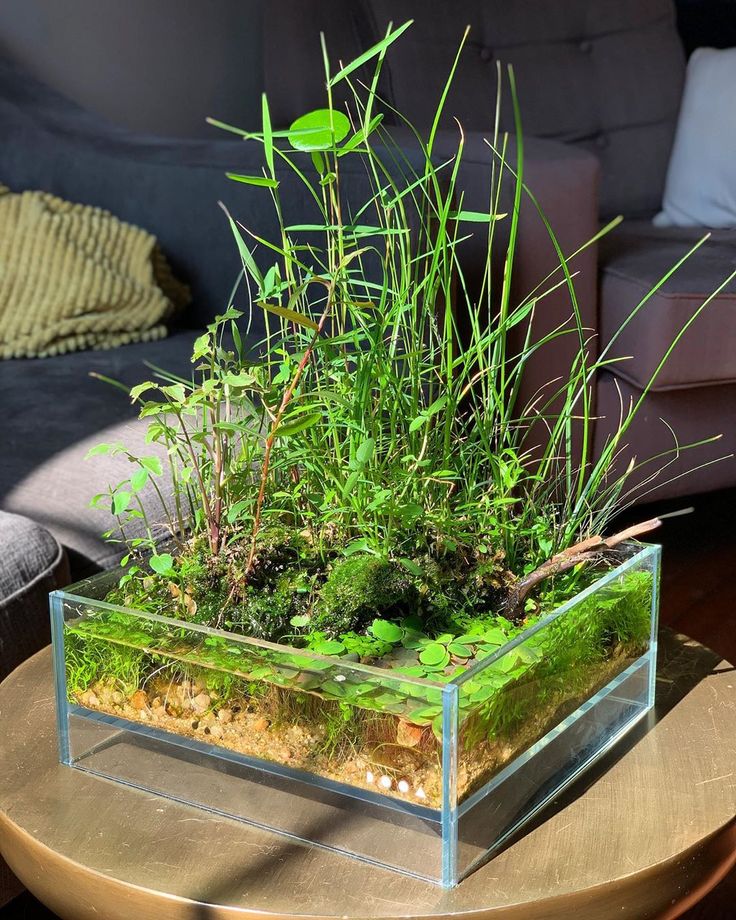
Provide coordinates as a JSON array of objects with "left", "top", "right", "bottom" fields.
[
  {"left": 220, "top": 203, "right": 263, "bottom": 288},
  {"left": 150, "top": 553, "right": 175, "bottom": 576},
  {"left": 355, "top": 437, "right": 375, "bottom": 465},
  {"left": 449, "top": 210, "right": 508, "bottom": 222},
  {"left": 398, "top": 557, "right": 423, "bottom": 577},
  {"left": 112, "top": 491, "right": 131, "bottom": 516},
  {"left": 337, "top": 114, "right": 384, "bottom": 157},
  {"left": 261, "top": 92, "right": 274, "bottom": 176},
  {"left": 130, "top": 468, "right": 149, "bottom": 493},
  {"left": 274, "top": 412, "right": 322, "bottom": 438},
  {"left": 328, "top": 20, "right": 413, "bottom": 86},
  {"left": 226, "top": 173, "right": 279, "bottom": 188},
  {"left": 140, "top": 456, "right": 163, "bottom": 476},
  {"left": 257, "top": 301, "right": 318, "bottom": 331}
]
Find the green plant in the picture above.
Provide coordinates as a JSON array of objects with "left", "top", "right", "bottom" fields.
[{"left": 92, "top": 21, "right": 731, "bottom": 627}]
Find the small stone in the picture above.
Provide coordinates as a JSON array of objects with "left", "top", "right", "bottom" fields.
[
  {"left": 209, "top": 724, "right": 223, "bottom": 739},
  {"left": 415, "top": 787, "right": 427, "bottom": 800},
  {"left": 217, "top": 709, "right": 233, "bottom": 724},
  {"left": 130, "top": 690, "right": 148, "bottom": 710},
  {"left": 111, "top": 691, "right": 124, "bottom": 705},
  {"left": 366, "top": 770, "right": 375, "bottom": 784},
  {"left": 379, "top": 775, "right": 393, "bottom": 790},
  {"left": 151, "top": 696, "right": 162, "bottom": 709},
  {"left": 84, "top": 691, "right": 100, "bottom": 708},
  {"left": 253, "top": 717, "right": 269, "bottom": 732},
  {"left": 398, "top": 779, "right": 410, "bottom": 794},
  {"left": 192, "top": 693, "right": 210, "bottom": 713},
  {"left": 396, "top": 720, "right": 423, "bottom": 748}
]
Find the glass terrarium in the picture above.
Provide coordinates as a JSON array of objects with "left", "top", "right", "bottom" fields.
[{"left": 50, "top": 542, "right": 659, "bottom": 887}]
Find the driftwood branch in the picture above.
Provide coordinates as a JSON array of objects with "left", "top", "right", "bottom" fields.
[{"left": 505, "top": 517, "right": 662, "bottom": 620}]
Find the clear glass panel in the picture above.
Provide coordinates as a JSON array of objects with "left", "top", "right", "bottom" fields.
[
  {"left": 50, "top": 543, "right": 659, "bottom": 887},
  {"left": 51, "top": 579, "right": 449, "bottom": 883},
  {"left": 452, "top": 542, "right": 659, "bottom": 883}
]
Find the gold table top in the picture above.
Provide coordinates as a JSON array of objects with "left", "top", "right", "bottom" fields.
[{"left": 0, "top": 633, "right": 735, "bottom": 920}]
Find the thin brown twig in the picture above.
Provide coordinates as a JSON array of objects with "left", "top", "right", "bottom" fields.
[{"left": 505, "top": 517, "right": 662, "bottom": 619}]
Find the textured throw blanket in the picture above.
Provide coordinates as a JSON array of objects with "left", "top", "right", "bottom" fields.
[{"left": 0, "top": 184, "right": 190, "bottom": 358}]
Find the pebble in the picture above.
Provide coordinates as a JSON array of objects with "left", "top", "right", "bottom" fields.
[
  {"left": 415, "top": 788, "right": 427, "bottom": 800},
  {"left": 217, "top": 709, "right": 233, "bottom": 724},
  {"left": 253, "top": 717, "right": 269, "bottom": 732},
  {"left": 396, "top": 720, "right": 423, "bottom": 748},
  {"left": 397, "top": 779, "right": 410, "bottom": 794},
  {"left": 366, "top": 770, "right": 375, "bottom": 784},
  {"left": 85, "top": 691, "right": 100, "bottom": 707},
  {"left": 192, "top": 693, "right": 211, "bottom": 713},
  {"left": 130, "top": 690, "right": 148, "bottom": 710},
  {"left": 111, "top": 691, "right": 124, "bottom": 705},
  {"left": 209, "top": 724, "right": 224, "bottom": 739},
  {"left": 379, "top": 775, "right": 393, "bottom": 790}
]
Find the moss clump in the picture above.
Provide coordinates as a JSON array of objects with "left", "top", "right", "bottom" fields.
[
  {"left": 238, "top": 525, "right": 311, "bottom": 588},
  {"left": 234, "top": 568, "right": 313, "bottom": 641},
  {"left": 312, "top": 555, "right": 417, "bottom": 636}
]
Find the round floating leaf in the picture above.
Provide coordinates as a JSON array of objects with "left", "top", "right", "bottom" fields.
[
  {"left": 481, "top": 627, "right": 508, "bottom": 646},
  {"left": 289, "top": 614, "right": 310, "bottom": 628},
  {"left": 370, "top": 619, "right": 404, "bottom": 643},
  {"left": 287, "top": 109, "right": 351, "bottom": 151},
  {"left": 448, "top": 642, "right": 473, "bottom": 659},
  {"left": 419, "top": 643, "right": 450, "bottom": 668},
  {"left": 313, "top": 639, "right": 346, "bottom": 656}
]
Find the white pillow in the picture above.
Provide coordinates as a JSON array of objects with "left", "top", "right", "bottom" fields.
[{"left": 654, "top": 47, "right": 736, "bottom": 229}]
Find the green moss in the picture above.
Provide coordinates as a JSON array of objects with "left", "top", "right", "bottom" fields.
[
  {"left": 65, "top": 631, "right": 146, "bottom": 697},
  {"left": 312, "top": 555, "right": 417, "bottom": 636}
]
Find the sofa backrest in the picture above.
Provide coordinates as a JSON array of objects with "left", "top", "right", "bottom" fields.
[{"left": 264, "top": 0, "right": 686, "bottom": 218}]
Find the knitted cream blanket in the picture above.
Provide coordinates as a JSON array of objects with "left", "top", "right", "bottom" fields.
[{"left": 0, "top": 184, "right": 190, "bottom": 358}]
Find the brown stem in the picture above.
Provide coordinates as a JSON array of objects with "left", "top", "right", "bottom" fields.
[
  {"left": 244, "top": 280, "right": 336, "bottom": 576},
  {"left": 505, "top": 517, "right": 662, "bottom": 620}
]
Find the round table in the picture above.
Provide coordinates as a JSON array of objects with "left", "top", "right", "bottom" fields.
[{"left": 0, "top": 634, "right": 735, "bottom": 920}]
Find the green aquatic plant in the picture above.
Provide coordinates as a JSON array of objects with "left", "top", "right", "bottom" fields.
[{"left": 88, "top": 21, "right": 729, "bottom": 635}]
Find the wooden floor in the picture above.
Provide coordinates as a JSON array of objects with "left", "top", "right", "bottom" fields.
[{"left": 2, "top": 488, "right": 736, "bottom": 919}]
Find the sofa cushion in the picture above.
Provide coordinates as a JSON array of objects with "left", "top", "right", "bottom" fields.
[
  {"left": 654, "top": 47, "right": 736, "bottom": 229},
  {"left": 0, "top": 331, "right": 202, "bottom": 577},
  {"left": 593, "top": 371, "right": 736, "bottom": 501},
  {"left": 264, "top": 0, "right": 686, "bottom": 218},
  {"left": 0, "top": 511, "right": 68, "bottom": 681},
  {"left": 598, "top": 220, "right": 736, "bottom": 390}
]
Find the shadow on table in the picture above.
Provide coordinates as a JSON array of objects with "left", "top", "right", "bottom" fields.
[{"left": 484, "top": 630, "right": 727, "bottom": 860}]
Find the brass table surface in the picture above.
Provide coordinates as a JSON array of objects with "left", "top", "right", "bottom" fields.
[{"left": 0, "top": 634, "right": 735, "bottom": 920}]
